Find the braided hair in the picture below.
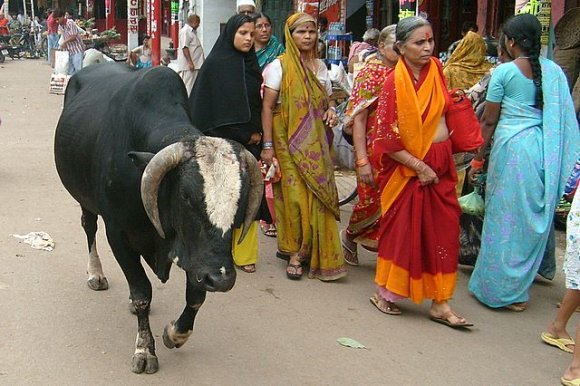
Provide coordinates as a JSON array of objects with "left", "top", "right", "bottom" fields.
[{"left": 502, "top": 13, "right": 543, "bottom": 109}]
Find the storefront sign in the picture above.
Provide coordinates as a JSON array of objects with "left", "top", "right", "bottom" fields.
[
  {"left": 516, "top": 0, "right": 551, "bottom": 47},
  {"left": 150, "top": 0, "right": 161, "bottom": 65},
  {"left": 297, "top": 0, "right": 343, "bottom": 23},
  {"left": 127, "top": 0, "right": 138, "bottom": 49},
  {"left": 399, "top": 0, "right": 418, "bottom": 19}
]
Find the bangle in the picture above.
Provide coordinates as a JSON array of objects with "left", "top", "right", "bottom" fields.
[
  {"left": 262, "top": 141, "right": 273, "bottom": 150},
  {"left": 355, "top": 158, "right": 369, "bottom": 168},
  {"left": 470, "top": 158, "right": 485, "bottom": 170},
  {"left": 329, "top": 106, "right": 336, "bottom": 112}
]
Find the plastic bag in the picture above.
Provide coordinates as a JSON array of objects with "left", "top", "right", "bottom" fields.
[
  {"left": 458, "top": 186, "right": 485, "bottom": 216},
  {"left": 331, "top": 103, "right": 355, "bottom": 170},
  {"left": 54, "top": 50, "right": 70, "bottom": 75}
]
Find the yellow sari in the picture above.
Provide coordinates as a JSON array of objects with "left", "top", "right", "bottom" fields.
[{"left": 272, "top": 13, "right": 346, "bottom": 281}]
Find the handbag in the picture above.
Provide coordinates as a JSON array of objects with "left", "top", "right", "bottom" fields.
[{"left": 446, "top": 89, "right": 484, "bottom": 153}]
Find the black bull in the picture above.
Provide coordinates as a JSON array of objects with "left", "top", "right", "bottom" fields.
[{"left": 54, "top": 64, "right": 263, "bottom": 374}]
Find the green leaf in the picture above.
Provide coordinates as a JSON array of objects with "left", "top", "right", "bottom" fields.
[{"left": 336, "top": 337, "right": 366, "bottom": 349}]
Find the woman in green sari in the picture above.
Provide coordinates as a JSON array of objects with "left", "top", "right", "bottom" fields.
[{"left": 260, "top": 12, "right": 346, "bottom": 281}]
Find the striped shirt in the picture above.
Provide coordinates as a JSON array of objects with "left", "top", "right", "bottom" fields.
[{"left": 62, "top": 19, "right": 85, "bottom": 55}]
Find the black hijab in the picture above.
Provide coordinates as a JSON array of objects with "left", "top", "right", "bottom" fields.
[{"left": 188, "top": 14, "right": 263, "bottom": 151}]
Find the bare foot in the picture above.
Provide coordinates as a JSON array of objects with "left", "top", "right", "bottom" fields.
[{"left": 563, "top": 364, "right": 580, "bottom": 383}]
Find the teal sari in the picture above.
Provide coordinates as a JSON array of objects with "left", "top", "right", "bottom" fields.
[
  {"left": 469, "top": 58, "right": 580, "bottom": 308},
  {"left": 256, "top": 35, "right": 285, "bottom": 71}
]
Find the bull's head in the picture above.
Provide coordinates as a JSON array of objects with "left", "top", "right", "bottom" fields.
[{"left": 131, "top": 137, "right": 263, "bottom": 292}]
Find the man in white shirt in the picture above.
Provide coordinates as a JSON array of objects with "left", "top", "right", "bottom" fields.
[
  {"left": 177, "top": 14, "right": 204, "bottom": 96},
  {"left": 236, "top": 0, "right": 256, "bottom": 15}
]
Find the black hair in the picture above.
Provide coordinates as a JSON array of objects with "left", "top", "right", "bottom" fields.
[
  {"left": 52, "top": 8, "right": 64, "bottom": 18},
  {"left": 253, "top": 12, "right": 272, "bottom": 25},
  {"left": 318, "top": 16, "right": 328, "bottom": 27},
  {"left": 502, "top": 13, "right": 543, "bottom": 109},
  {"left": 461, "top": 21, "right": 478, "bottom": 34}
]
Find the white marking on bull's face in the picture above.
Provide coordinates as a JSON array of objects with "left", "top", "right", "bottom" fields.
[
  {"left": 194, "top": 137, "right": 242, "bottom": 235},
  {"left": 219, "top": 266, "right": 226, "bottom": 276}
]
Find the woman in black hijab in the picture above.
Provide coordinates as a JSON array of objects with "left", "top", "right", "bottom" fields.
[
  {"left": 189, "top": 14, "right": 263, "bottom": 158},
  {"left": 189, "top": 14, "right": 266, "bottom": 273}
]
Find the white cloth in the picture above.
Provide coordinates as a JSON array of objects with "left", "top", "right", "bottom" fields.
[
  {"left": 177, "top": 24, "right": 204, "bottom": 72},
  {"left": 179, "top": 69, "right": 199, "bottom": 96},
  {"left": 565, "top": 194, "right": 580, "bottom": 290},
  {"left": 236, "top": 0, "right": 256, "bottom": 9},
  {"left": 262, "top": 58, "right": 333, "bottom": 103}
]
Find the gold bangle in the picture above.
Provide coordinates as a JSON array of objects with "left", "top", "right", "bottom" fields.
[{"left": 356, "top": 158, "right": 369, "bottom": 167}]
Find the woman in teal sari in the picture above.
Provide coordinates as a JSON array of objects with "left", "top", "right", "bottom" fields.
[
  {"left": 254, "top": 13, "right": 285, "bottom": 71},
  {"left": 468, "top": 14, "right": 580, "bottom": 311}
]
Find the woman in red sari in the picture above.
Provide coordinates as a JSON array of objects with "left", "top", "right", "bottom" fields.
[
  {"left": 341, "top": 24, "right": 398, "bottom": 265},
  {"left": 370, "top": 16, "right": 472, "bottom": 328}
]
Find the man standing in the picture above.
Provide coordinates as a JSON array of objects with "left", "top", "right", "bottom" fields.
[
  {"left": 46, "top": 9, "right": 59, "bottom": 65},
  {"left": 177, "top": 14, "right": 204, "bottom": 96},
  {"left": 54, "top": 9, "right": 85, "bottom": 75},
  {"left": 236, "top": 0, "right": 255, "bottom": 15}
]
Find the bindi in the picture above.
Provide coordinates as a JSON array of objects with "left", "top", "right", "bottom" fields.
[{"left": 425, "top": 32, "right": 432, "bottom": 39}]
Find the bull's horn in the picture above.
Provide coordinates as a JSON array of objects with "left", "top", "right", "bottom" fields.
[
  {"left": 237, "top": 149, "right": 264, "bottom": 244},
  {"left": 141, "top": 142, "right": 187, "bottom": 239}
]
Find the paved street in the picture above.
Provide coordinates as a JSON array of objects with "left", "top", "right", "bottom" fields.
[{"left": 0, "top": 58, "right": 574, "bottom": 385}]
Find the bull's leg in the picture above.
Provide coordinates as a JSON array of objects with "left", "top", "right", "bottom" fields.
[
  {"left": 163, "top": 273, "right": 207, "bottom": 349},
  {"left": 105, "top": 225, "right": 158, "bottom": 374},
  {"left": 81, "top": 207, "right": 108, "bottom": 290}
]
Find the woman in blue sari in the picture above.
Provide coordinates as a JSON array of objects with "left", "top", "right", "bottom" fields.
[{"left": 468, "top": 13, "right": 580, "bottom": 311}]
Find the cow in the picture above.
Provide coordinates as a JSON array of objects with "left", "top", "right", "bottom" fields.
[{"left": 54, "top": 63, "right": 263, "bottom": 374}]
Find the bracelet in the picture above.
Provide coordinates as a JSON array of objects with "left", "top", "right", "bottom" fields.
[
  {"left": 355, "top": 158, "right": 369, "bottom": 168},
  {"left": 470, "top": 158, "right": 485, "bottom": 170},
  {"left": 262, "top": 141, "right": 273, "bottom": 150},
  {"left": 329, "top": 106, "right": 336, "bottom": 112}
]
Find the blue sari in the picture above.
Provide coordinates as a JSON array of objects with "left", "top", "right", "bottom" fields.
[{"left": 469, "top": 59, "right": 580, "bottom": 308}]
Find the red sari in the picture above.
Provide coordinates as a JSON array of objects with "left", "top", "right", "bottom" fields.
[
  {"left": 344, "top": 58, "right": 392, "bottom": 251},
  {"left": 372, "top": 57, "right": 461, "bottom": 304}
]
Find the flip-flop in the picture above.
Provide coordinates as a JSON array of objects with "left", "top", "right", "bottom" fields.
[
  {"left": 276, "top": 251, "right": 290, "bottom": 261},
  {"left": 286, "top": 263, "right": 303, "bottom": 280},
  {"left": 430, "top": 312, "right": 473, "bottom": 329},
  {"left": 369, "top": 294, "right": 401, "bottom": 315},
  {"left": 541, "top": 332, "right": 575, "bottom": 354},
  {"left": 561, "top": 377, "right": 580, "bottom": 386},
  {"left": 341, "top": 230, "right": 359, "bottom": 266},
  {"left": 236, "top": 264, "right": 256, "bottom": 273},
  {"left": 260, "top": 224, "right": 277, "bottom": 237}
]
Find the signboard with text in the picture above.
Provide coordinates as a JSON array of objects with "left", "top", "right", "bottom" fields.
[
  {"left": 297, "top": 0, "right": 343, "bottom": 24},
  {"left": 127, "top": 0, "right": 138, "bottom": 49},
  {"left": 399, "top": 0, "right": 418, "bottom": 19}
]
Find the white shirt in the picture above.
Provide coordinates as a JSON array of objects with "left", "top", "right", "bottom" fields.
[
  {"left": 177, "top": 24, "right": 204, "bottom": 72},
  {"left": 262, "top": 58, "right": 333, "bottom": 103}
]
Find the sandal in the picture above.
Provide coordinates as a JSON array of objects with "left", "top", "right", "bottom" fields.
[
  {"left": 237, "top": 264, "right": 256, "bottom": 273},
  {"left": 430, "top": 310, "right": 473, "bottom": 329},
  {"left": 369, "top": 294, "right": 401, "bottom": 315},
  {"left": 341, "top": 230, "right": 359, "bottom": 266},
  {"left": 260, "top": 223, "right": 277, "bottom": 238},
  {"left": 286, "top": 262, "right": 303, "bottom": 280}
]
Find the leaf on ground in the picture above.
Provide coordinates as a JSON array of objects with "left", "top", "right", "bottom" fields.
[{"left": 337, "top": 337, "right": 366, "bottom": 349}]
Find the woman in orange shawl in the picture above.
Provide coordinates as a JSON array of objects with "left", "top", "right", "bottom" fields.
[
  {"left": 341, "top": 24, "right": 399, "bottom": 265},
  {"left": 261, "top": 12, "right": 346, "bottom": 281},
  {"left": 370, "top": 17, "right": 472, "bottom": 328}
]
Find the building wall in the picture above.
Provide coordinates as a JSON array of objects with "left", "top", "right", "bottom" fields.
[{"left": 197, "top": 0, "right": 235, "bottom": 53}]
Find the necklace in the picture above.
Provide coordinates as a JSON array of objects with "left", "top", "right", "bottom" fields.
[{"left": 515, "top": 56, "right": 530, "bottom": 59}]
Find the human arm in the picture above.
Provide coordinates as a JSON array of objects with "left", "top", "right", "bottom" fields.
[
  {"left": 260, "top": 86, "right": 279, "bottom": 166},
  {"left": 389, "top": 150, "right": 439, "bottom": 186},
  {"left": 182, "top": 46, "right": 194, "bottom": 71},
  {"left": 467, "top": 101, "right": 500, "bottom": 183},
  {"left": 352, "top": 109, "right": 376, "bottom": 187}
]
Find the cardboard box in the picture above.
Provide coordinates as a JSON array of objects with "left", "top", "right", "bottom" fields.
[{"left": 49, "top": 74, "right": 71, "bottom": 95}]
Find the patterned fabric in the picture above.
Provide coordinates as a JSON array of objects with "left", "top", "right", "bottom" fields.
[
  {"left": 344, "top": 58, "right": 391, "bottom": 250},
  {"left": 468, "top": 58, "right": 580, "bottom": 308},
  {"left": 443, "top": 31, "right": 493, "bottom": 90},
  {"left": 565, "top": 193, "right": 580, "bottom": 290},
  {"left": 256, "top": 35, "right": 285, "bottom": 71},
  {"left": 272, "top": 13, "right": 346, "bottom": 281},
  {"left": 373, "top": 57, "right": 461, "bottom": 304},
  {"left": 62, "top": 19, "right": 85, "bottom": 56}
]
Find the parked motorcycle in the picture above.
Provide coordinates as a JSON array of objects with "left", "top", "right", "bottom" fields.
[{"left": 0, "top": 35, "right": 9, "bottom": 63}]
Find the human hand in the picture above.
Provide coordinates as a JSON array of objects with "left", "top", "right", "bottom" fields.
[
  {"left": 248, "top": 132, "right": 262, "bottom": 145},
  {"left": 323, "top": 108, "right": 338, "bottom": 127},
  {"left": 188, "top": 62, "right": 195, "bottom": 71},
  {"left": 260, "top": 148, "right": 274, "bottom": 167},
  {"left": 467, "top": 167, "right": 483, "bottom": 185},
  {"left": 416, "top": 164, "right": 439, "bottom": 186},
  {"left": 357, "top": 163, "right": 376, "bottom": 187}
]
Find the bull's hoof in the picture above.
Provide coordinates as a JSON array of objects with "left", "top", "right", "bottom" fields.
[
  {"left": 163, "top": 323, "right": 178, "bottom": 349},
  {"left": 163, "top": 321, "right": 192, "bottom": 349},
  {"left": 87, "top": 276, "right": 109, "bottom": 291},
  {"left": 131, "top": 352, "right": 158, "bottom": 374}
]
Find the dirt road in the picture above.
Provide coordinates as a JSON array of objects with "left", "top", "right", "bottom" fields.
[{"left": 0, "top": 59, "right": 574, "bottom": 385}]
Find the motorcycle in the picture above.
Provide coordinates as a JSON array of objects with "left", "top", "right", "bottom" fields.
[{"left": 0, "top": 35, "right": 8, "bottom": 63}]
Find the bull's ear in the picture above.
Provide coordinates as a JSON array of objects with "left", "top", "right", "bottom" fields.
[{"left": 128, "top": 151, "right": 155, "bottom": 171}]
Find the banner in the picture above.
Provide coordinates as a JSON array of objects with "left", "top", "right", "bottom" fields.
[
  {"left": 127, "top": 0, "right": 139, "bottom": 49},
  {"left": 399, "top": 0, "right": 418, "bottom": 19},
  {"left": 297, "top": 0, "right": 342, "bottom": 23},
  {"left": 515, "top": 0, "right": 551, "bottom": 46}
]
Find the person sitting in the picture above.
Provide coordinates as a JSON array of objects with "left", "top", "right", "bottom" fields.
[{"left": 129, "top": 35, "right": 152, "bottom": 69}]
